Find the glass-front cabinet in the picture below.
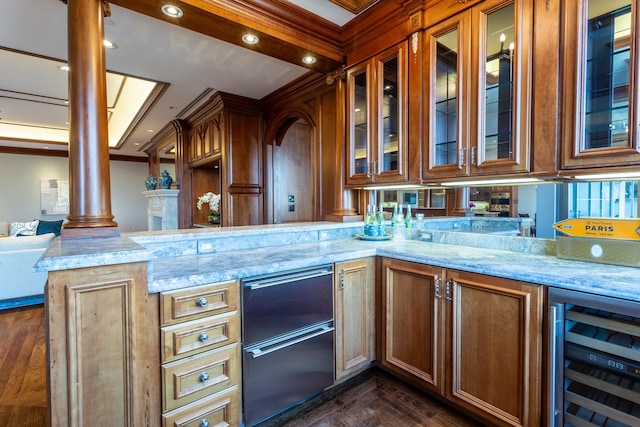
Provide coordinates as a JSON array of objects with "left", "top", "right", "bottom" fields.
[
  {"left": 423, "top": 0, "right": 532, "bottom": 180},
  {"left": 561, "top": 0, "right": 640, "bottom": 169},
  {"left": 346, "top": 41, "right": 407, "bottom": 186}
]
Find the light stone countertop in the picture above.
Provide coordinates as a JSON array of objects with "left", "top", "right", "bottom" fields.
[
  {"left": 147, "top": 238, "right": 640, "bottom": 302},
  {"left": 34, "top": 221, "right": 640, "bottom": 303}
]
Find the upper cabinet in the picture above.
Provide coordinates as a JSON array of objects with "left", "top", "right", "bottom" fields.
[
  {"left": 423, "top": 0, "right": 533, "bottom": 179},
  {"left": 346, "top": 41, "right": 408, "bottom": 186},
  {"left": 561, "top": 0, "right": 640, "bottom": 170}
]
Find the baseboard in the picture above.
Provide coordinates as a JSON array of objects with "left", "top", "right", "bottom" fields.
[{"left": 0, "top": 295, "right": 44, "bottom": 310}]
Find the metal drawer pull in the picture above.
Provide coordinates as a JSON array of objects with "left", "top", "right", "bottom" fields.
[
  {"left": 197, "top": 297, "right": 208, "bottom": 307},
  {"left": 200, "top": 419, "right": 209, "bottom": 427},
  {"left": 199, "top": 371, "right": 209, "bottom": 382},
  {"left": 198, "top": 332, "right": 209, "bottom": 342},
  {"left": 248, "top": 325, "right": 334, "bottom": 359}
]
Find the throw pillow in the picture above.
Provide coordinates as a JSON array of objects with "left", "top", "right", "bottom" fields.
[
  {"left": 9, "top": 220, "right": 39, "bottom": 237},
  {"left": 36, "top": 219, "right": 64, "bottom": 236}
]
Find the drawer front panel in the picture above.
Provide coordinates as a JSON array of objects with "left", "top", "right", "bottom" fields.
[
  {"left": 161, "top": 280, "right": 238, "bottom": 326},
  {"left": 161, "top": 312, "right": 239, "bottom": 363},
  {"left": 162, "top": 344, "right": 239, "bottom": 412},
  {"left": 162, "top": 385, "right": 240, "bottom": 427}
]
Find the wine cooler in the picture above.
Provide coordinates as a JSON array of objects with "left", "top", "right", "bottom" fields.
[{"left": 549, "top": 288, "right": 640, "bottom": 426}]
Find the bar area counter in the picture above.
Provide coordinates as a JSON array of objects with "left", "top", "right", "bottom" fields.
[
  {"left": 36, "top": 218, "right": 640, "bottom": 427},
  {"left": 36, "top": 219, "right": 640, "bottom": 302}
]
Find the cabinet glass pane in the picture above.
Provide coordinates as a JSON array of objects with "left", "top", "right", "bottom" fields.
[
  {"left": 353, "top": 71, "right": 368, "bottom": 175},
  {"left": 435, "top": 30, "right": 458, "bottom": 166},
  {"left": 381, "top": 57, "right": 399, "bottom": 173},
  {"left": 584, "top": 1, "right": 632, "bottom": 150},
  {"left": 484, "top": 4, "right": 515, "bottom": 161}
]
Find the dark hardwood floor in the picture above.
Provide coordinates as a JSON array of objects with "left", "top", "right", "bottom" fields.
[
  {"left": 258, "top": 368, "right": 483, "bottom": 427},
  {"left": 1, "top": 304, "right": 482, "bottom": 427},
  {"left": 0, "top": 304, "right": 47, "bottom": 427}
]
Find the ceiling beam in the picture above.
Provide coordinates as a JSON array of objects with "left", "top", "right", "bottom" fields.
[{"left": 109, "top": 0, "right": 346, "bottom": 74}]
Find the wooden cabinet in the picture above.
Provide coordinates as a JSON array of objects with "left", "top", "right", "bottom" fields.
[
  {"left": 423, "top": 0, "right": 533, "bottom": 179},
  {"left": 187, "top": 115, "right": 222, "bottom": 165},
  {"left": 381, "top": 259, "right": 445, "bottom": 395},
  {"left": 445, "top": 269, "right": 543, "bottom": 427},
  {"left": 334, "top": 258, "right": 375, "bottom": 381},
  {"left": 381, "top": 258, "right": 543, "bottom": 427},
  {"left": 346, "top": 41, "right": 408, "bottom": 186},
  {"left": 184, "top": 92, "right": 263, "bottom": 227},
  {"left": 560, "top": 0, "right": 640, "bottom": 170},
  {"left": 46, "top": 262, "right": 160, "bottom": 427},
  {"left": 159, "top": 280, "right": 241, "bottom": 427}
]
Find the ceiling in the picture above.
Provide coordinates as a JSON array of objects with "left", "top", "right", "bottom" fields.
[{"left": 0, "top": 0, "right": 369, "bottom": 158}]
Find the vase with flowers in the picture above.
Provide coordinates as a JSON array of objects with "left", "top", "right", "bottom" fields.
[{"left": 197, "top": 192, "right": 221, "bottom": 224}]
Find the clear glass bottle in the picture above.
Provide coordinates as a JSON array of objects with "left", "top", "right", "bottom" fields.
[
  {"left": 405, "top": 204, "right": 413, "bottom": 229},
  {"left": 377, "top": 205, "right": 386, "bottom": 236},
  {"left": 364, "top": 204, "right": 375, "bottom": 236},
  {"left": 393, "top": 204, "right": 406, "bottom": 240}
]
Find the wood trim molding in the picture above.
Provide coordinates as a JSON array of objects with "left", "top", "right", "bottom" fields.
[
  {"left": 329, "top": 0, "right": 379, "bottom": 15},
  {"left": 342, "top": 1, "right": 409, "bottom": 65}
]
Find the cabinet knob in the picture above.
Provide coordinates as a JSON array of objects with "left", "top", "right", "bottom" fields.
[
  {"left": 198, "top": 331, "right": 209, "bottom": 342},
  {"left": 200, "top": 419, "right": 209, "bottom": 427},
  {"left": 199, "top": 371, "right": 209, "bottom": 382},
  {"left": 197, "top": 297, "right": 208, "bottom": 307}
]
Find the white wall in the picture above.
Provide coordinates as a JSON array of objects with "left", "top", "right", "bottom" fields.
[
  {"left": 0, "top": 153, "right": 169, "bottom": 232},
  {"left": 517, "top": 185, "right": 537, "bottom": 218}
]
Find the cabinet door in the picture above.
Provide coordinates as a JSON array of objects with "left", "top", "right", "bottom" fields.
[
  {"left": 334, "top": 258, "right": 375, "bottom": 381},
  {"left": 346, "top": 61, "right": 374, "bottom": 185},
  {"left": 445, "top": 270, "right": 542, "bottom": 427},
  {"left": 471, "top": 0, "right": 532, "bottom": 174},
  {"left": 47, "top": 263, "right": 160, "bottom": 427},
  {"left": 346, "top": 42, "right": 408, "bottom": 185},
  {"left": 381, "top": 259, "right": 445, "bottom": 394},
  {"left": 561, "top": 0, "right": 640, "bottom": 169},
  {"left": 424, "top": 11, "right": 472, "bottom": 179},
  {"left": 373, "top": 42, "right": 408, "bottom": 184}
]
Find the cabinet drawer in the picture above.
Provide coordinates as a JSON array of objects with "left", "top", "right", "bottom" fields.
[
  {"left": 161, "top": 311, "right": 239, "bottom": 363},
  {"left": 162, "top": 385, "right": 240, "bottom": 427},
  {"left": 162, "top": 343, "right": 239, "bottom": 412},
  {"left": 161, "top": 280, "right": 238, "bottom": 326}
]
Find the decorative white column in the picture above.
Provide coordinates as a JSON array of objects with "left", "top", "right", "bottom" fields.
[{"left": 143, "top": 189, "right": 180, "bottom": 231}]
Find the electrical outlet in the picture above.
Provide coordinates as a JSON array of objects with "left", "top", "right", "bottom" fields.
[
  {"left": 288, "top": 204, "right": 295, "bottom": 212},
  {"left": 420, "top": 233, "right": 432, "bottom": 242},
  {"left": 198, "top": 242, "right": 214, "bottom": 253},
  {"left": 288, "top": 195, "right": 295, "bottom": 202}
]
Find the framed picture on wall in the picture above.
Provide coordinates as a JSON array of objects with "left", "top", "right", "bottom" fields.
[
  {"left": 401, "top": 190, "right": 418, "bottom": 208},
  {"left": 381, "top": 190, "right": 398, "bottom": 207},
  {"left": 40, "top": 179, "right": 69, "bottom": 215}
]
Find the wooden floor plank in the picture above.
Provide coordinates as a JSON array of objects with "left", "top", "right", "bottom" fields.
[
  {"left": 0, "top": 305, "right": 48, "bottom": 427},
  {"left": 271, "top": 370, "right": 483, "bottom": 427}
]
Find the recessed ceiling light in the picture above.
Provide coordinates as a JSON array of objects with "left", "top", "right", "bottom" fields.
[
  {"left": 58, "top": 65, "right": 70, "bottom": 72},
  {"left": 302, "top": 55, "right": 317, "bottom": 65},
  {"left": 103, "top": 39, "right": 118, "bottom": 49},
  {"left": 242, "top": 34, "right": 259, "bottom": 45},
  {"left": 161, "top": 4, "right": 183, "bottom": 18},
  {"left": 134, "top": 142, "right": 141, "bottom": 146},
  {"left": 147, "top": 129, "right": 154, "bottom": 133}
]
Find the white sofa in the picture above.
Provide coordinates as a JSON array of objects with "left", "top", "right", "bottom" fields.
[{"left": 0, "top": 232, "right": 55, "bottom": 307}]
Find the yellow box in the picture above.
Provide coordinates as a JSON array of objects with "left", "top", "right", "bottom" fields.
[{"left": 556, "top": 236, "right": 640, "bottom": 268}]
